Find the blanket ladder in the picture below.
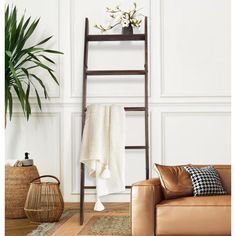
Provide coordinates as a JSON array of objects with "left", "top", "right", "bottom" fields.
[{"left": 80, "top": 17, "right": 149, "bottom": 225}]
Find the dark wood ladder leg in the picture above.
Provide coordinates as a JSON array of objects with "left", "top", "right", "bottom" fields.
[
  {"left": 80, "top": 17, "right": 89, "bottom": 225},
  {"left": 80, "top": 163, "right": 85, "bottom": 225},
  {"left": 144, "top": 16, "right": 149, "bottom": 180}
]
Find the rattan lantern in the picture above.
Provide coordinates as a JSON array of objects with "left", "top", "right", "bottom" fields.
[{"left": 24, "top": 175, "right": 64, "bottom": 223}]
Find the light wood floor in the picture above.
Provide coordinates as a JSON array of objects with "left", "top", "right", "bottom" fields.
[{"left": 5, "top": 203, "right": 129, "bottom": 236}]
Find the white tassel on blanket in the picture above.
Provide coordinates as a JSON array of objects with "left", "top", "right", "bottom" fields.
[{"left": 80, "top": 104, "right": 126, "bottom": 211}]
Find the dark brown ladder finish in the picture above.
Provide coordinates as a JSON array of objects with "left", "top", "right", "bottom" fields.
[{"left": 80, "top": 17, "right": 149, "bottom": 225}]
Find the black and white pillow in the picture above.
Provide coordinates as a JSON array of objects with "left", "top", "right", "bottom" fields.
[{"left": 184, "top": 166, "right": 226, "bottom": 196}]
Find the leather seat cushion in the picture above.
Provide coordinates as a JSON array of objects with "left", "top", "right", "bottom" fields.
[{"left": 156, "top": 195, "right": 231, "bottom": 235}]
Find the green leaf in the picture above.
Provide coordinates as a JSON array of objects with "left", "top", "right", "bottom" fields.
[
  {"left": 5, "top": 50, "right": 12, "bottom": 57},
  {"left": 15, "top": 15, "right": 25, "bottom": 39},
  {"left": 9, "top": 61, "right": 26, "bottom": 113},
  {"left": 32, "top": 60, "right": 54, "bottom": 71},
  {"left": 5, "top": 85, "right": 9, "bottom": 121},
  {"left": 25, "top": 83, "right": 31, "bottom": 120},
  {"left": 39, "top": 55, "right": 55, "bottom": 64},
  {"left": 48, "top": 70, "right": 59, "bottom": 85},
  {"left": 44, "top": 49, "right": 64, "bottom": 54},
  {"left": 24, "top": 65, "right": 38, "bottom": 70},
  {"left": 8, "top": 90, "right": 13, "bottom": 120},
  {"left": 14, "top": 55, "right": 37, "bottom": 69},
  {"left": 8, "top": 7, "right": 17, "bottom": 50},
  {"left": 24, "top": 18, "right": 40, "bottom": 42},
  {"left": 9, "top": 60, "right": 17, "bottom": 78},
  {"left": 13, "top": 85, "right": 25, "bottom": 115},
  {"left": 5, "top": 5, "right": 9, "bottom": 23},
  {"left": 31, "top": 74, "right": 48, "bottom": 98},
  {"left": 35, "top": 89, "right": 42, "bottom": 110},
  {"left": 26, "top": 83, "right": 30, "bottom": 99},
  {"left": 22, "top": 67, "right": 29, "bottom": 78},
  {"left": 14, "top": 16, "right": 32, "bottom": 55},
  {"left": 24, "top": 47, "right": 44, "bottom": 53},
  {"left": 27, "top": 52, "right": 41, "bottom": 62},
  {"left": 35, "top": 36, "right": 53, "bottom": 46}
]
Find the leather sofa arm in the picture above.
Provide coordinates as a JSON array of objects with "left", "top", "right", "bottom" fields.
[{"left": 131, "top": 178, "right": 163, "bottom": 236}]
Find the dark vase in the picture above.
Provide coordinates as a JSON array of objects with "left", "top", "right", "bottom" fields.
[{"left": 122, "top": 25, "right": 133, "bottom": 35}]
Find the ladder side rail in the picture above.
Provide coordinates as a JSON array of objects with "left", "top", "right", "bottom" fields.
[
  {"left": 84, "top": 185, "right": 132, "bottom": 189},
  {"left": 144, "top": 16, "right": 149, "bottom": 180},
  {"left": 80, "top": 17, "right": 89, "bottom": 225}
]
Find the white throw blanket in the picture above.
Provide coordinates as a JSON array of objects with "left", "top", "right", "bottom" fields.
[{"left": 80, "top": 104, "right": 126, "bottom": 211}]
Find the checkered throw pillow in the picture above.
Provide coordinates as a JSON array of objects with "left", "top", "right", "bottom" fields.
[{"left": 184, "top": 166, "right": 226, "bottom": 196}]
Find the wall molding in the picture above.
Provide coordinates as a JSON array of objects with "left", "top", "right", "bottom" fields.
[
  {"left": 159, "top": 0, "right": 230, "bottom": 98},
  {"left": 11, "top": 99, "right": 232, "bottom": 108},
  {"left": 71, "top": 112, "right": 81, "bottom": 195},
  {"left": 9, "top": 112, "right": 62, "bottom": 180},
  {"left": 161, "top": 111, "right": 231, "bottom": 164},
  {"left": 56, "top": 0, "right": 61, "bottom": 98}
]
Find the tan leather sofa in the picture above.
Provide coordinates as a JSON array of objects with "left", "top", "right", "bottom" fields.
[{"left": 131, "top": 165, "right": 231, "bottom": 236}]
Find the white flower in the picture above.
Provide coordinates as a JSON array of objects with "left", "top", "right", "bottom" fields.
[
  {"left": 94, "top": 2, "right": 142, "bottom": 32},
  {"left": 121, "top": 19, "right": 130, "bottom": 27}
]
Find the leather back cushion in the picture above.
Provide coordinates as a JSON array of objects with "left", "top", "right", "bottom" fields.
[
  {"left": 154, "top": 164, "right": 231, "bottom": 199},
  {"left": 192, "top": 165, "right": 231, "bottom": 194},
  {"left": 154, "top": 164, "right": 193, "bottom": 199}
]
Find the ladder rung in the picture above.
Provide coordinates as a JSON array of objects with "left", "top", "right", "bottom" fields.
[
  {"left": 86, "top": 70, "right": 145, "bottom": 76},
  {"left": 84, "top": 107, "right": 146, "bottom": 112},
  {"left": 84, "top": 185, "right": 131, "bottom": 189},
  {"left": 125, "top": 146, "right": 146, "bottom": 149},
  {"left": 84, "top": 186, "right": 96, "bottom": 189},
  {"left": 87, "top": 34, "right": 145, "bottom": 41},
  {"left": 124, "top": 107, "right": 145, "bottom": 111}
]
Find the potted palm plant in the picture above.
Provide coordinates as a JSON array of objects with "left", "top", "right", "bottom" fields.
[{"left": 5, "top": 5, "right": 63, "bottom": 125}]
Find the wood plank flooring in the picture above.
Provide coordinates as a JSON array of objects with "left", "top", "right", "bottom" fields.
[{"left": 5, "top": 203, "right": 129, "bottom": 236}]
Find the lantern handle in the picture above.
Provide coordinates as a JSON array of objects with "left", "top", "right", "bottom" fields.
[{"left": 31, "top": 175, "right": 60, "bottom": 184}]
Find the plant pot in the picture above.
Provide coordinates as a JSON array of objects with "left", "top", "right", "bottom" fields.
[{"left": 122, "top": 25, "right": 133, "bottom": 35}]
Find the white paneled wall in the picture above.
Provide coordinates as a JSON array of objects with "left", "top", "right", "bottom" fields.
[
  {"left": 161, "top": 0, "right": 230, "bottom": 97},
  {"left": 5, "top": 0, "right": 230, "bottom": 202}
]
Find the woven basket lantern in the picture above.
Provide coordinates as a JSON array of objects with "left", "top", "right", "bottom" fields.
[
  {"left": 24, "top": 175, "right": 64, "bottom": 223},
  {"left": 5, "top": 165, "right": 39, "bottom": 219}
]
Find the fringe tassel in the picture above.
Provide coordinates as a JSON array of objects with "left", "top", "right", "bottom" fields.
[{"left": 94, "top": 198, "right": 105, "bottom": 211}]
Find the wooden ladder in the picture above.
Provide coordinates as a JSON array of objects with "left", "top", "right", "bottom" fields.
[{"left": 80, "top": 16, "right": 149, "bottom": 225}]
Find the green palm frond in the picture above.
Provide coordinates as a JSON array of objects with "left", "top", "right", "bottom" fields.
[{"left": 5, "top": 5, "right": 63, "bottom": 125}]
